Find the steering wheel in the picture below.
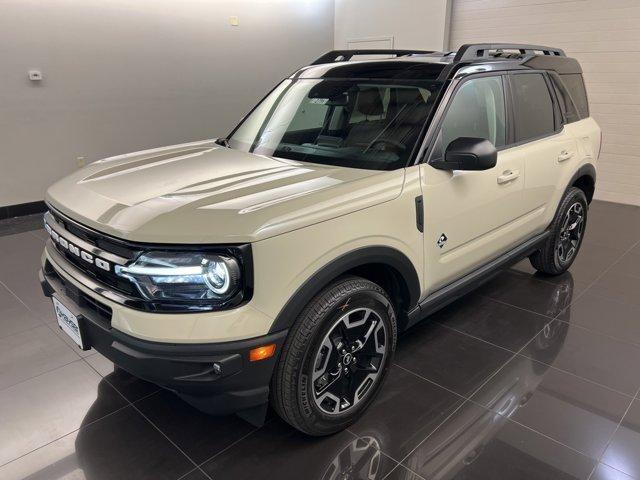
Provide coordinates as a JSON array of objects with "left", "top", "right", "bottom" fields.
[{"left": 365, "top": 138, "right": 407, "bottom": 152}]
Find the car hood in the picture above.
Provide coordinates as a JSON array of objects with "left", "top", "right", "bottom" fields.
[{"left": 46, "top": 140, "right": 405, "bottom": 244}]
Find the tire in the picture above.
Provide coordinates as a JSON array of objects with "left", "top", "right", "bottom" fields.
[
  {"left": 529, "top": 187, "right": 588, "bottom": 275},
  {"left": 271, "top": 276, "right": 397, "bottom": 436}
]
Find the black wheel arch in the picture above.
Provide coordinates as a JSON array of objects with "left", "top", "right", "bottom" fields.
[
  {"left": 268, "top": 246, "right": 421, "bottom": 334},
  {"left": 567, "top": 163, "right": 596, "bottom": 203}
]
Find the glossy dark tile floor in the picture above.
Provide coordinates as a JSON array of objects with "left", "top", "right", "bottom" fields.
[{"left": 0, "top": 200, "right": 639, "bottom": 480}]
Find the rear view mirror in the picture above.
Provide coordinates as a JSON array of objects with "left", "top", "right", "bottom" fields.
[{"left": 431, "top": 137, "right": 497, "bottom": 171}]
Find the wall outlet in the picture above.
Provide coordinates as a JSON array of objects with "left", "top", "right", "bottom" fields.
[
  {"left": 76, "top": 156, "right": 86, "bottom": 168},
  {"left": 229, "top": 16, "right": 239, "bottom": 26},
  {"left": 28, "top": 70, "right": 43, "bottom": 81}
]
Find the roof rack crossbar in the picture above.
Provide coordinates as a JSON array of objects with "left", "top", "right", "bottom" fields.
[
  {"left": 453, "top": 43, "right": 565, "bottom": 63},
  {"left": 311, "top": 49, "right": 435, "bottom": 65}
]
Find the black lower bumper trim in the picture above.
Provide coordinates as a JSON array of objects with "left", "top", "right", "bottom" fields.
[{"left": 40, "top": 264, "right": 287, "bottom": 416}]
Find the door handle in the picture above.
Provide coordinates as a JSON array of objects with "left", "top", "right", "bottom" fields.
[
  {"left": 497, "top": 170, "right": 520, "bottom": 184},
  {"left": 558, "top": 150, "right": 574, "bottom": 162}
]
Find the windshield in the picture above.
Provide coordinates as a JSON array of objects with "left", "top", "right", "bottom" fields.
[{"left": 227, "top": 78, "right": 443, "bottom": 170}]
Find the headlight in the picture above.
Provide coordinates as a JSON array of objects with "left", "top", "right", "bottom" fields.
[{"left": 115, "top": 251, "right": 241, "bottom": 304}]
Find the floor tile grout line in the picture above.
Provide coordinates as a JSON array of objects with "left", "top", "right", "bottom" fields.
[
  {"left": 189, "top": 423, "right": 266, "bottom": 474},
  {"left": 586, "top": 385, "right": 640, "bottom": 480},
  {"left": 129, "top": 401, "right": 215, "bottom": 480},
  {"left": 0, "top": 279, "right": 54, "bottom": 328},
  {"left": 176, "top": 467, "right": 207, "bottom": 480},
  {"left": 464, "top": 393, "right": 621, "bottom": 462},
  {"left": 508, "top": 236, "right": 640, "bottom": 316},
  {"left": 0, "top": 353, "right": 151, "bottom": 467},
  {"left": 476, "top": 292, "right": 567, "bottom": 322},
  {"left": 412, "top": 317, "right": 638, "bottom": 400},
  {"left": 391, "top": 347, "right": 525, "bottom": 466},
  {"left": 175, "top": 467, "right": 198, "bottom": 480},
  {"left": 391, "top": 311, "right": 580, "bottom": 468},
  {"left": 0, "top": 356, "right": 85, "bottom": 393},
  {"left": 382, "top": 461, "right": 427, "bottom": 480},
  {"left": 81, "top": 351, "right": 261, "bottom": 480},
  {"left": 383, "top": 312, "right": 559, "bottom": 467},
  {"left": 435, "top": 310, "right": 640, "bottom": 378},
  {"left": 433, "top": 320, "right": 528, "bottom": 355},
  {"left": 83, "top": 354, "right": 216, "bottom": 480},
  {"left": 499, "top": 410, "right": 601, "bottom": 461},
  {"left": 517, "top": 350, "right": 636, "bottom": 399},
  {"left": 570, "top": 238, "right": 640, "bottom": 308},
  {"left": 3, "top": 271, "right": 100, "bottom": 364},
  {"left": 0, "top": 320, "right": 52, "bottom": 342},
  {"left": 43, "top": 321, "right": 88, "bottom": 358},
  {"left": 0, "top": 400, "right": 133, "bottom": 470},
  {"left": 554, "top": 314, "right": 640, "bottom": 350},
  {"left": 0, "top": 279, "right": 50, "bottom": 323},
  {"left": 590, "top": 463, "right": 640, "bottom": 480},
  {"left": 464, "top": 283, "right": 640, "bottom": 476},
  {"left": 392, "top": 363, "right": 468, "bottom": 402},
  {"left": 394, "top": 394, "right": 472, "bottom": 468}
]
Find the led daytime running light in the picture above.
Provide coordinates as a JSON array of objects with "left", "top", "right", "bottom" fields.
[{"left": 117, "top": 264, "right": 203, "bottom": 276}]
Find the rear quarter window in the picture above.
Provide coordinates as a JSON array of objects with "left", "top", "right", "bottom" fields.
[
  {"left": 560, "top": 74, "right": 589, "bottom": 119},
  {"left": 549, "top": 72, "right": 580, "bottom": 124}
]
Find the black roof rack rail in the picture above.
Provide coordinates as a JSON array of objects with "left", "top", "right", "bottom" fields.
[
  {"left": 311, "top": 49, "right": 435, "bottom": 65},
  {"left": 453, "top": 43, "right": 566, "bottom": 63}
]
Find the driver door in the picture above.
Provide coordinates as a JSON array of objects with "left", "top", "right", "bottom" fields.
[{"left": 420, "top": 74, "right": 527, "bottom": 293}]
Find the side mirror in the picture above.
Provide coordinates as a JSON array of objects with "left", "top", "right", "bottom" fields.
[{"left": 431, "top": 137, "right": 497, "bottom": 171}]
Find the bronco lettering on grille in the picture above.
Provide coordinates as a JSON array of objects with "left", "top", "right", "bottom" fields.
[{"left": 45, "top": 221, "right": 111, "bottom": 272}]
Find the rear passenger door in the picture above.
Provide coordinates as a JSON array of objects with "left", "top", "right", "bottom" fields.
[{"left": 508, "top": 72, "right": 579, "bottom": 235}]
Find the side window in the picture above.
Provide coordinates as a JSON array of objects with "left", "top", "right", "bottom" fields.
[
  {"left": 511, "top": 74, "right": 555, "bottom": 142},
  {"left": 560, "top": 74, "right": 589, "bottom": 119},
  {"left": 439, "top": 76, "right": 507, "bottom": 152},
  {"left": 549, "top": 72, "right": 580, "bottom": 124}
]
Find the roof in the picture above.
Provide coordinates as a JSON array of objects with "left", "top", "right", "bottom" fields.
[{"left": 292, "top": 44, "right": 582, "bottom": 81}]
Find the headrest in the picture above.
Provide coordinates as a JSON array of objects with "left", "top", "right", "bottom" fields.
[
  {"left": 355, "top": 88, "right": 384, "bottom": 116},
  {"left": 394, "top": 88, "right": 424, "bottom": 106}
]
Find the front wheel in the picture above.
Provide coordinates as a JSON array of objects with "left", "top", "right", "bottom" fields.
[
  {"left": 271, "top": 276, "right": 397, "bottom": 436},
  {"left": 530, "top": 187, "right": 588, "bottom": 275}
]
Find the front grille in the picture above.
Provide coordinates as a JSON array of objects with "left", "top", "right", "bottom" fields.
[
  {"left": 45, "top": 260, "right": 113, "bottom": 326},
  {"left": 55, "top": 241, "right": 137, "bottom": 295},
  {"left": 45, "top": 210, "right": 139, "bottom": 297},
  {"left": 50, "top": 210, "right": 135, "bottom": 258}
]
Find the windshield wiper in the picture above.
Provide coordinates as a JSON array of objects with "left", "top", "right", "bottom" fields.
[{"left": 215, "top": 138, "right": 230, "bottom": 148}]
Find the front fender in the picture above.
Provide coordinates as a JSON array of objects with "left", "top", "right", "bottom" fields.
[{"left": 268, "top": 245, "right": 421, "bottom": 333}]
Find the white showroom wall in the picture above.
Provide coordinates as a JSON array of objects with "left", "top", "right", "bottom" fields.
[
  {"left": 0, "top": 0, "right": 334, "bottom": 207},
  {"left": 334, "top": 0, "right": 451, "bottom": 50}
]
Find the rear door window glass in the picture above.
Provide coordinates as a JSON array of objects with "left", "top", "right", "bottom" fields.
[{"left": 510, "top": 74, "right": 555, "bottom": 142}]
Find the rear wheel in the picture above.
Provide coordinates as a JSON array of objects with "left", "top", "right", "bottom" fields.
[
  {"left": 530, "top": 187, "right": 588, "bottom": 275},
  {"left": 271, "top": 276, "right": 396, "bottom": 436}
]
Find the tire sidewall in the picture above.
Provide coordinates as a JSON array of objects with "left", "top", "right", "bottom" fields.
[
  {"left": 552, "top": 189, "right": 588, "bottom": 271},
  {"left": 297, "top": 287, "right": 396, "bottom": 434}
]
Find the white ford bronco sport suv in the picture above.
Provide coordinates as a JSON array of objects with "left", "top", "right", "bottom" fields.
[{"left": 40, "top": 44, "right": 600, "bottom": 435}]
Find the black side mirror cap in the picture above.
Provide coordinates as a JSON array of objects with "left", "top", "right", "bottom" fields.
[{"left": 431, "top": 137, "right": 497, "bottom": 171}]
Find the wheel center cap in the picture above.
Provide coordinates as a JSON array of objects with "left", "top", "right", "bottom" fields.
[{"left": 343, "top": 353, "right": 354, "bottom": 365}]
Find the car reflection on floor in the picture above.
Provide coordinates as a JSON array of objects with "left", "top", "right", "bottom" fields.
[
  {"left": 18, "top": 273, "right": 574, "bottom": 480},
  {"left": 316, "top": 274, "right": 575, "bottom": 480}
]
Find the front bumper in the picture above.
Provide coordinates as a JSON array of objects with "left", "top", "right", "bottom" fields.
[{"left": 40, "top": 260, "right": 287, "bottom": 416}]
